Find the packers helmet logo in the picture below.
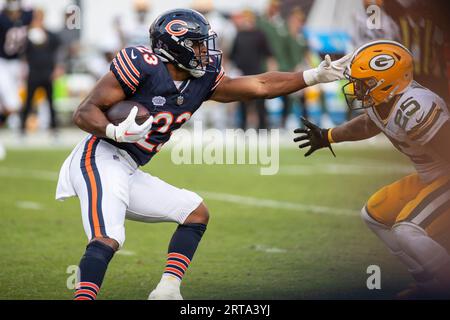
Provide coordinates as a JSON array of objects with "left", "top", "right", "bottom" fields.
[
  {"left": 369, "top": 54, "right": 395, "bottom": 71},
  {"left": 165, "top": 20, "right": 189, "bottom": 37}
]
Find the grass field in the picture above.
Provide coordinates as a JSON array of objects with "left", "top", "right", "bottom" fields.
[{"left": 0, "top": 143, "right": 415, "bottom": 299}]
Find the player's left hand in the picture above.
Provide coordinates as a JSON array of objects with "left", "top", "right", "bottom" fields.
[
  {"left": 293, "top": 117, "right": 336, "bottom": 157},
  {"left": 303, "top": 53, "right": 352, "bottom": 86}
]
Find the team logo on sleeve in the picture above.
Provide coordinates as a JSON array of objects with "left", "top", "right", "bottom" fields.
[
  {"left": 165, "top": 20, "right": 189, "bottom": 37},
  {"left": 369, "top": 54, "right": 395, "bottom": 71}
]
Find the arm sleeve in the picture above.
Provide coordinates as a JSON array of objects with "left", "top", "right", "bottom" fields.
[{"left": 110, "top": 47, "right": 146, "bottom": 97}]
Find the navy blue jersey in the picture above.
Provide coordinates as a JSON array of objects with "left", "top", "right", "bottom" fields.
[
  {"left": 0, "top": 9, "right": 33, "bottom": 59},
  {"left": 105, "top": 46, "right": 225, "bottom": 166}
]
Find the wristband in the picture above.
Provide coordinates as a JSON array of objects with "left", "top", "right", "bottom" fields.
[
  {"left": 105, "top": 123, "right": 116, "bottom": 141},
  {"left": 327, "top": 128, "right": 335, "bottom": 144},
  {"left": 302, "top": 68, "right": 318, "bottom": 86}
]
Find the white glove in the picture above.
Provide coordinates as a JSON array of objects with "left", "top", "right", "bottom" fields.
[
  {"left": 303, "top": 53, "right": 352, "bottom": 86},
  {"left": 105, "top": 106, "right": 154, "bottom": 143}
]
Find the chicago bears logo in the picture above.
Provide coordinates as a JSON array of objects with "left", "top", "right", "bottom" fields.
[
  {"left": 165, "top": 20, "right": 189, "bottom": 36},
  {"left": 369, "top": 54, "right": 395, "bottom": 71}
]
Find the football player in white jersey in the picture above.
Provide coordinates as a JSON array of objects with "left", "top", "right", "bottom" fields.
[{"left": 294, "top": 40, "right": 450, "bottom": 298}]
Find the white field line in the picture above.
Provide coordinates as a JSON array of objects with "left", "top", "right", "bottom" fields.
[
  {"left": 252, "top": 244, "right": 288, "bottom": 253},
  {"left": 0, "top": 167, "right": 58, "bottom": 181},
  {"left": 279, "top": 163, "right": 414, "bottom": 176},
  {"left": 197, "top": 190, "right": 356, "bottom": 216},
  {"left": 116, "top": 250, "right": 136, "bottom": 256},
  {"left": 15, "top": 201, "right": 43, "bottom": 210},
  {"left": 1, "top": 167, "right": 359, "bottom": 216},
  {"left": 0, "top": 163, "right": 412, "bottom": 179}
]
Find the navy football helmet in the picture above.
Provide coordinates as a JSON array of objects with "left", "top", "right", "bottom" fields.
[{"left": 149, "top": 8, "right": 222, "bottom": 78}]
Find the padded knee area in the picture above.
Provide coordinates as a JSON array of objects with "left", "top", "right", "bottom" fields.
[
  {"left": 393, "top": 222, "right": 450, "bottom": 274},
  {"left": 361, "top": 206, "right": 402, "bottom": 253}
]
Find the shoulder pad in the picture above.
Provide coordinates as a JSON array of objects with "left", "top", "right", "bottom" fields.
[
  {"left": 402, "top": 89, "right": 449, "bottom": 144},
  {"left": 110, "top": 46, "right": 160, "bottom": 96}
]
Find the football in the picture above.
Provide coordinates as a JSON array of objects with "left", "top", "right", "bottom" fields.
[{"left": 105, "top": 100, "right": 150, "bottom": 125}]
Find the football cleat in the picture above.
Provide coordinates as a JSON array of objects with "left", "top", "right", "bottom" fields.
[{"left": 148, "top": 280, "right": 183, "bottom": 300}]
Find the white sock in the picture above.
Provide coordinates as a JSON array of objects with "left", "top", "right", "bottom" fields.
[{"left": 159, "top": 273, "right": 181, "bottom": 288}]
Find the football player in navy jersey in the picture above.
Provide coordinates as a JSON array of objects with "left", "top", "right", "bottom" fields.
[
  {"left": 0, "top": 0, "right": 33, "bottom": 159},
  {"left": 56, "top": 8, "right": 351, "bottom": 300}
]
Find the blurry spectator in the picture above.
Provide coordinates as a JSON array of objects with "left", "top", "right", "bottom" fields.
[
  {"left": 0, "top": 0, "right": 33, "bottom": 123},
  {"left": 230, "top": 10, "right": 274, "bottom": 129},
  {"left": 258, "top": 0, "right": 288, "bottom": 72},
  {"left": 190, "top": 0, "right": 237, "bottom": 130},
  {"left": 21, "top": 9, "right": 61, "bottom": 136},
  {"left": 281, "top": 7, "right": 308, "bottom": 127},
  {"left": 191, "top": 0, "right": 236, "bottom": 60},
  {"left": 285, "top": 7, "right": 307, "bottom": 71},
  {"left": 384, "top": 0, "right": 450, "bottom": 102},
  {"left": 116, "top": 0, "right": 152, "bottom": 47},
  {"left": 258, "top": 1, "right": 308, "bottom": 128},
  {"left": 86, "top": 37, "right": 118, "bottom": 80},
  {"left": 57, "top": 6, "right": 81, "bottom": 74},
  {"left": 351, "top": 0, "right": 400, "bottom": 47}
]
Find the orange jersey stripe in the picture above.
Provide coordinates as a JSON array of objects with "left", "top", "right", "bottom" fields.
[
  {"left": 211, "top": 68, "right": 225, "bottom": 91},
  {"left": 121, "top": 49, "right": 141, "bottom": 77},
  {"left": 215, "top": 67, "right": 225, "bottom": 82},
  {"left": 113, "top": 59, "right": 136, "bottom": 92},
  {"left": 117, "top": 53, "right": 139, "bottom": 85}
]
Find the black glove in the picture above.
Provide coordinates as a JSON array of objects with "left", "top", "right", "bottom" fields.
[{"left": 293, "top": 117, "right": 336, "bottom": 157}]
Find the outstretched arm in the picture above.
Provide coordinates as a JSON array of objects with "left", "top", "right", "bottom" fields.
[
  {"left": 293, "top": 113, "right": 381, "bottom": 157},
  {"left": 329, "top": 112, "right": 382, "bottom": 143},
  {"left": 210, "top": 72, "right": 307, "bottom": 102},
  {"left": 210, "top": 54, "right": 352, "bottom": 103}
]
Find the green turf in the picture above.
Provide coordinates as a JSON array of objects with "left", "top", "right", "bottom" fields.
[{"left": 0, "top": 145, "right": 414, "bottom": 299}]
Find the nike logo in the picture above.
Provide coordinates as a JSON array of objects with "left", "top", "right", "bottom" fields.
[
  {"left": 131, "top": 50, "right": 137, "bottom": 59},
  {"left": 124, "top": 131, "right": 140, "bottom": 136}
]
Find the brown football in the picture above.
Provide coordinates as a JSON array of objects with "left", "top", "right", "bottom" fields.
[{"left": 105, "top": 100, "right": 150, "bottom": 125}]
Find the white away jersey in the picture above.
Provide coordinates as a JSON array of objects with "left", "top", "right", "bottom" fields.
[{"left": 367, "top": 81, "right": 450, "bottom": 183}]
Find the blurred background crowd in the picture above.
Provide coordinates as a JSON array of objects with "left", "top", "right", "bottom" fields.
[{"left": 0, "top": 0, "right": 449, "bottom": 143}]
